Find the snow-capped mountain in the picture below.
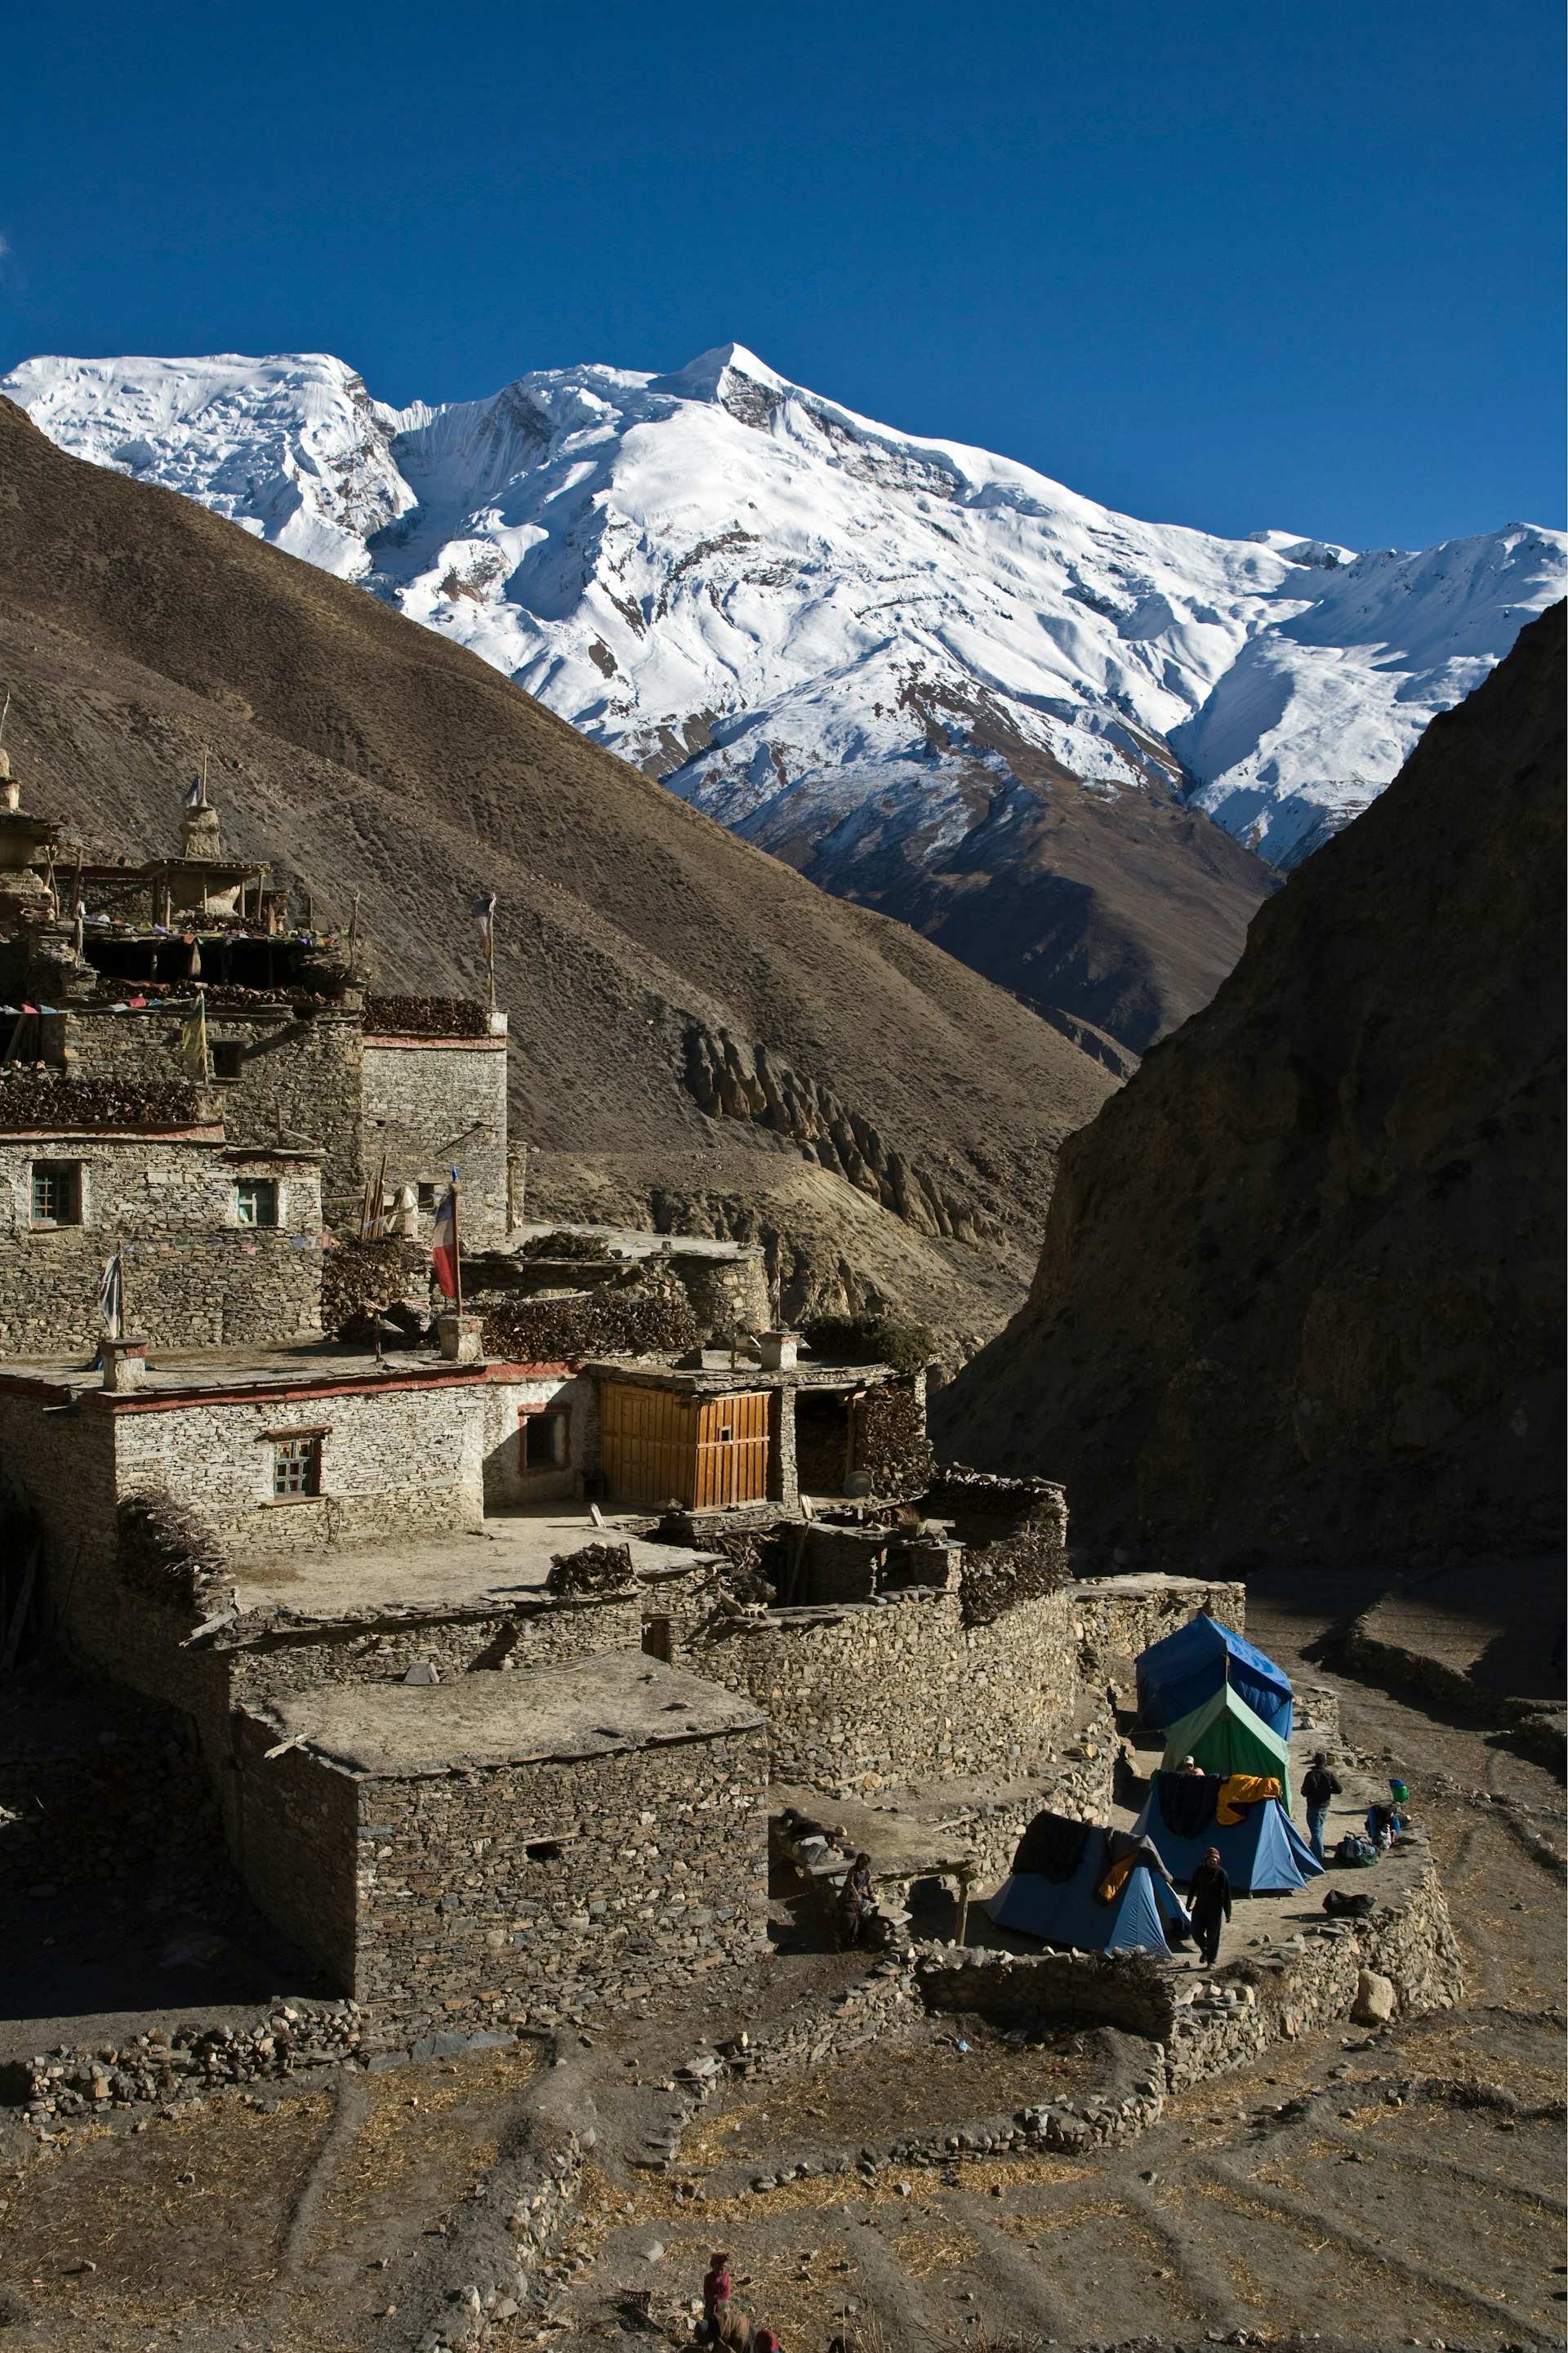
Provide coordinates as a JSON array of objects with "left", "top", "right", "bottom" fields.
[{"left": 5, "top": 343, "right": 1562, "bottom": 1045}]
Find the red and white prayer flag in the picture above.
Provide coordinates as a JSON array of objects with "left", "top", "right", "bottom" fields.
[{"left": 431, "top": 1180, "right": 460, "bottom": 1303}]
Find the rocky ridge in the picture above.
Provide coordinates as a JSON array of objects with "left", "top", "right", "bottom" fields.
[{"left": 935, "top": 603, "right": 1566, "bottom": 1568}]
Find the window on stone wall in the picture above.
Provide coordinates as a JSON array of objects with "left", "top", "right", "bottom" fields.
[
  {"left": 212, "top": 1041, "right": 245, "bottom": 1082},
  {"left": 416, "top": 1182, "right": 436, "bottom": 1210},
  {"left": 521, "top": 1408, "right": 569, "bottom": 1472},
  {"left": 236, "top": 1179, "right": 278, "bottom": 1228},
  {"left": 272, "top": 1435, "right": 322, "bottom": 1498},
  {"left": 30, "top": 1161, "right": 82, "bottom": 1226}
]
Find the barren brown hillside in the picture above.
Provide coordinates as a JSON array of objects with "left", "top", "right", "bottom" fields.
[
  {"left": 0, "top": 395, "right": 1114, "bottom": 1347},
  {"left": 936, "top": 602, "right": 1566, "bottom": 1566}
]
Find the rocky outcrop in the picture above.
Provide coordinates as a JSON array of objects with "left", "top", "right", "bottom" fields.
[
  {"left": 936, "top": 604, "right": 1566, "bottom": 1573},
  {"left": 684, "top": 1023, "right": 1003, "bottom": 1242}
]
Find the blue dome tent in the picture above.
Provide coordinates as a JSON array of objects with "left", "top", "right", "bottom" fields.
[
  {"left": 1135, "top": 1611, "right": 1294, "bottom": 1741},
  {"left": 985, "top": 1815, "right": 1193, "bottom": 1954},
  {"left": 1134, "top": 1769, "right": 1322, "bottom": 1895}
]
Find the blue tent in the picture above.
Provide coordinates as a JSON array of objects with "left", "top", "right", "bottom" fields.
[
  {"left": 1135, "top": 1611, "right": 1294, "bottom": 1740},
  {"left": 985, "top": 1825, "right": 1193, "bottom": 1954},
  {"left": 1134, "top": 1772, "right": 1322, "bottom": 1894}
]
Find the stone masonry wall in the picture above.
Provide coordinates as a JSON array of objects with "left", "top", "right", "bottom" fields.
[
  {"left": 361, "top": 1035, "right": 509, "bottom": 1249},
  {"left": 225, "top": 1592, "right": 644, "bottom": 1705},
  {"left": 51, "top": 1004, "right": 366, "bottom": 1223},
  {"left": 109, "top": 1381, "right": 487, "bottom": 1554},
  {"left": 231, "top": 1714, "right": 770, "bottom": 2013},
  {"left": 0, "top": 1134, "right": 323, "bottom": 1348},
  {"left": 0, "top": 1387, "right": 120, "bottom": 1629},
  {"left": 479, "top": 1375, "right": 592, "bottom": 1509},
  {"left": 1065, "top": 1575, "right": 1246, "bottom": 1709},
  {"left": 668, "top": 1249, "right": 770, "bottom": 1344},
  {"left": 668, "top": 1584, "right": 1104, "bottom": 1793}
]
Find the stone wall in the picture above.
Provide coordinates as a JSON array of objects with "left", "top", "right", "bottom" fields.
[
  {"left": 853, "top": 1373, "right": 933, "bottom": 1498},
  {"left": 479, "top": 1374, "right": 592, "bottom": 1509},
  {"left": 923, "top": 1471, "right": 1069, "bottom": 1629},
  {"left": 230, "top": 1712, "right": 770, "bottom": 2014},
  {"left": 224, "top": 1591, "right": 644, "bottom": 1705},
  {"left": 668, "top": 1248, "right": 770, "bottom": 1344},
  {"left": 0, "top": 1388, "right": 124, "bottom": 1639},
  {"left": 361, "top": 1032, "right": 509, "bottom": 1248},
  {"left": 0, "top": 1132, "right": 323, "bottom": 1348},
  {"left": 1065, "top": 1575, "right": 1246, "bottom": 1709},
  {"left": 50, "top": 1002, "right": 366, "bottom": 1223},
  {"left": 109, "top": 1379, "right": 488, "bottom": 1554},
  {"left": 667, "top": 1584, "right": 1107, "bottom": 1794}
]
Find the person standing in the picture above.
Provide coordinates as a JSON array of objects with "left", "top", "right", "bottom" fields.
[
  {"left": 1188, "top": 1846, "right": 1232, "bottom": 1966},
  {"left": 702, "top": 2254, "right": 733, "bottom": 2340},
  {"left": 1301, "top": 1751, "right": 1343, "bottom": 1864},
  {"left": 835, "top": 1852, "right": 878, "bottom": 1949}
]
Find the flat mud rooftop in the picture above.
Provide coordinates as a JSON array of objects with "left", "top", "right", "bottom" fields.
[{"left": 231, "top": 1510, "right": 711, "bottom": 1620}]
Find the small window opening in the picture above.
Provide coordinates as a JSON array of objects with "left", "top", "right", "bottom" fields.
[
  {"left": 237, "top": 1179, "right": 278, "bottom": 1228},
  {"left": 272, "top": 1434, "right": 322, "bottom": 1498},
  {"left": 521, "top": 1410, "right": 568, "bottom": 1471},
  {"left": 212, "top": 1041, "right": 245, "bottom": 1082},
  {"left": 30, "top": 1161, "right": 82, "bottom": 1226},
  {"left": 523, "top": 1839, "right": 564, "bottom": 1863},
  {"left": 416, "top": 1181, "right": 437, "bottom": 1210}
]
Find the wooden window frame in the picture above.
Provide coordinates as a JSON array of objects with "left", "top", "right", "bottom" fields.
[
  {"left": 519, "top": 1402, "right": 572, "bottom": 1476},
  {"left": 270, "top": 1433, "right": 323, "bottom": 1501},
  {"left": 30, "top": 1160, "right": 83, "bottom": 1228},
  {"left": 235, "top": 1178, "right": 279, "bottom": 1229}
]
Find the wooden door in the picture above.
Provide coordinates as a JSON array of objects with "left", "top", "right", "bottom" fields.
[
  {"left": 693, "top": 1391, "right": 771, "bottom": 1509},
  {"left": 599, "top": 1382, "right": 697, "bottom": 1507}
]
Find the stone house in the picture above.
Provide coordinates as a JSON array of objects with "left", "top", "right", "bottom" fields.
[
  {"left": 3, "top": 777, "right": 510, "bottom": 1244},
  {"left": 0, "top": 1072, "right": 323, "bottom": 1351}
]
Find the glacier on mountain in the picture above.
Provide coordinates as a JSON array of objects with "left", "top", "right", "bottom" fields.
[{"left": 4, "top": 341, "right": 1562, "bottom": 871}]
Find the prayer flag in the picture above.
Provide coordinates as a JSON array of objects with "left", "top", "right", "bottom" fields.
[
  {"left": 97, "top": 1251, "right": 124, "bottom": 1338},
  {"left": 184, "top": 776, "right": 204, "bottom": 809},
  {"left": 179, "top": 992, "right": 208, "bottom": 1080},
  {"left": 471, "top": 892, "right": 497, "bottom": 938},
  {"left": 431, "top": 1181, "right": 461, "bottom": 1303}
]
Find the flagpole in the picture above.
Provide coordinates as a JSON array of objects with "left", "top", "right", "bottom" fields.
[
  {"left": 452, "top": 1174, "right": 462, "bottom": 1315},
  {"left": 488, "top": 897, "right": 497, "bottom": 1015}
]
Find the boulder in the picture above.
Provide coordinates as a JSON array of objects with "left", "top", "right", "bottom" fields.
[{"left": 1352, "top": 1968, "right": 1396, "bottom": 2025}]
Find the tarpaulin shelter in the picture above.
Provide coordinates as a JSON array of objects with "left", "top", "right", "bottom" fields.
[
  {"left": 985, "top": 1819, "right": 1192, "bottom": 1954},
  {"left": 1134, "top": 1770, "right": 1321, "bottom": 1895},
  {"left": 1135, "top": 1612, "right": 1294, "bottom": 1741},
  {"left": 1159, "top": 1681, "right": 1294, "bottom": 1807}
]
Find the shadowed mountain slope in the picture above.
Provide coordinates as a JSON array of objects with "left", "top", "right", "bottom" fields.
[
  {"left": 0, "top": 396, "right": 1118, "bottom": 1348},
  {"left": 935, "top": 604, "right": 1566, "bottom": 1570}
]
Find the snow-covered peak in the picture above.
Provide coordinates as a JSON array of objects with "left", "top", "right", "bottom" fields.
[
  {"left": 4, "top": 342, "right": 1563, "bottom": 871},
  {"left": 3, "top": 350, "right": 416, "bottom": 577},
  {"left": 648, "top": 341, "right": 786, "bottom": 403}
]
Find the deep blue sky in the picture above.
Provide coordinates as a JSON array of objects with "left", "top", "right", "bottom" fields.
[{"left": 1, "top": 2, "right": 1561, "bottom": 549}]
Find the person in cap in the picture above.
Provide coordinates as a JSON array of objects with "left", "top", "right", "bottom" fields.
[
  {"left": 1301, "top": 1750, "right": 1343, "bottom": 1863},
  {"left": 1187, "top": 1846, "right": 1232, "bottom": 1967},
  {"left": 1179, "top": 1754, "right": 1203, "bottom": 1775}
]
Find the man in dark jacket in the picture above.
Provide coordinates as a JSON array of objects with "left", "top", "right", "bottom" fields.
[
  {"left": 1301, "top": 1752, "right": 1343, "bottom": 1863},
  {"left": 1188, "top": 1847, "right": 1232, "bottom": 1965}
]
